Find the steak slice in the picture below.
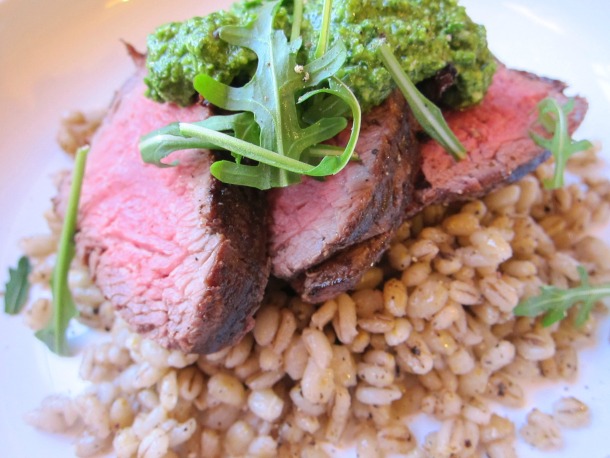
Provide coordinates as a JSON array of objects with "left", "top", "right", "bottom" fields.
[
  {"left": 61, "top": 56, "right": 269, "bottom": 354},
  {"left": 269, "top": 91, "right": 419, "bottom": 280},
  {"left": 406, "top": 63, "right": 588, "bottom": 217}
]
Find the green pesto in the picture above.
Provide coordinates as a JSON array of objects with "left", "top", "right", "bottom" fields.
[
  {"left": 301, "top": 0, "right": 496, "bottom": 111},
  {"left": 145, "top": 0, "right": 496, "bottom": 111},
  {"left": 144, "top": 11, "right": 255, "bottom": 106}
]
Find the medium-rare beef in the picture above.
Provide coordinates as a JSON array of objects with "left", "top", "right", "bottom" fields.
[
  {"left": 60, "top": 54, "right": 269, "bottom": 354},
  {"left": 406, "top": 63, "right": 588, "bottom": 217},
  {"left": 291, "top": 63, "right": 588, "bottom": 303},
  {"left": 269, "top": 91, "right": 419, "bottom": 280}
]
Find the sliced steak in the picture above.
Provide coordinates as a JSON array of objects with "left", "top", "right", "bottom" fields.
[
  {"left": 290, "top": 63, "right": 588, "bottom": 303},
  {"left": 269, "top": 91, "right": 419, "bottom": 280},
  {"left": 60, "top": 56, "right": 269, "bottom": 354},
  {"left": 290, "top": 232, "right": 392, "bottom": 303},
  {"left": 406, "top": 63, "right": 588, "bottom": 217}
]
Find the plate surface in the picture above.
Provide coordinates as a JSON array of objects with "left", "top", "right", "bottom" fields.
[{"left": 1, "top": 0, "right": 609, "bottom": 456}]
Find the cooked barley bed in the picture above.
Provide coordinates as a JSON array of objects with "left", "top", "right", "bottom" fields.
[{"left": 21, "top": 150, "right": 610, "bottom": 457}]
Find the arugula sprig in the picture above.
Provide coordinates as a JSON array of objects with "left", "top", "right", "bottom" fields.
[
  {"left": 35, "top": 146, "right": 89, "bottom": 356},
  {"left": 514, "top": 266, "right": 610, "bottom": 327},
  {"left": 379, "top": 44, "right": 467, "bottom": 161},
  {"left": 530, "top": 97, "right": 592, "bottom": 189},
  {"left": 140, "top": 0, "right": 361, "bottom": 190},
  {"left": 4, "top": 256, "right": 31, "bottom": 315}
]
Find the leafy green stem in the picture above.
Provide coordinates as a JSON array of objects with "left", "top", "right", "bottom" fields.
[
  {"left": 314, "top": 0, "right": 333, "bottom": 59},
  {"left": 379, "top": 44, "right": 466, "bottom": 161},
  {"left": 305, "top": 144, "right": 344, "bottom": 157},
  {"left": 179, "top": 123, "right": 315, "bottom": 174},
  {"left": 290, "top": 0, "right": 304, "bottom": 43},
  {"left": 35, "top": 146, "right": 88, "bottom": 355}
]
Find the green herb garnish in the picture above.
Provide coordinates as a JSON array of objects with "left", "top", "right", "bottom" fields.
[
  {"left": 4, "top": 256, "right": 31, "bottom": 315},
  {"left": 314, "top": 0, "right": 332, "bottom": 59},
  {"left": 290, "top": 0, "right": 303, "bottom": 43},
  {"left": 35, "top": 146, "right": 88, "bottom": 356},
  {"left": 378, "top": 43, "right": 467, "bottom": 161},
  {"left": 530, "top": 97, "right": 592, "bottom": 189},
  {"left": 514, "top": 266, "right": 610, "bottom": 327},
  {"left": 140, "top": 0, "right": 361, "bottom": 190}
]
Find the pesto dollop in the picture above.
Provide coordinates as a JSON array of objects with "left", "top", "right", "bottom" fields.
[
  {"left": 145, "top": 11, "right": 255, "bottom": 106},
  {"left": 145, "top": 0, "right": 495, "bottom": 111}
]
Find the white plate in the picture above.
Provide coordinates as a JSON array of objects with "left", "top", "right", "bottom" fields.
[{"left": 1, "top": 1, "right": 609, "bottom": 456}]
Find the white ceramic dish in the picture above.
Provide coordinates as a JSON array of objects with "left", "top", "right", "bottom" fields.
[{"left": 1, "top": 1, "right": 609, "bottom": 456}]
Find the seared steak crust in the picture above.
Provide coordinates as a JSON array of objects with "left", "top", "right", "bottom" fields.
[
  {"left": 290, "top": 232, "right": 392, "bottom": 303},
  {"left": 185, "top": 156, "right": 269, "bottom": 353}
]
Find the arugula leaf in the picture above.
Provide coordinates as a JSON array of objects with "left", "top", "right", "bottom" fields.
[
  {"left": 4, "top": 256, "right": 31, "bottom": 315},
  {"left": 514, "top": 266, "right": 610, "bottom": 327},
  {"left": 530, "top": 97, "right": 593, "bottom": 189},
  {"left": 35, "top": 146, "right": 88, "bottom": 356},
  {"left": 140, "top": 113, "right": 260, "bottom": 167},
  {"left": 378, "top": 43, "right": 466, "bottom": 161},
  {"left": 140, "top": 0, "right": 361, "bottom": 190}
]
